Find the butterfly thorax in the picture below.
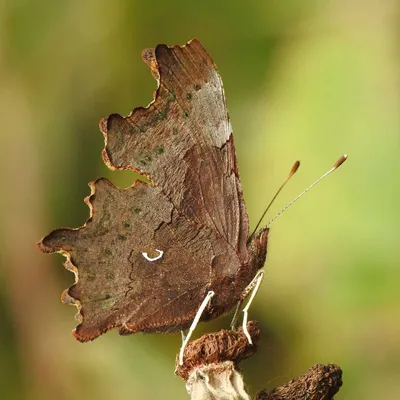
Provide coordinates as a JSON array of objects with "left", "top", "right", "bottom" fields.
[
  {"left": 205, "top": 227, "right": 269, "bottom": 321},
  {"left": 247, "top": 227, "right": 269, "bottom": 273},
  {"left": 235, "top": 226, "right": 269, "bottom": 299}
]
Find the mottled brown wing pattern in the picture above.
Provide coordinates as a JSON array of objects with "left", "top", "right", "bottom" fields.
[
  {"left": 101, "top": 39, "right": 250, "bottom": 262},
  {"left": 39, "top": 178, "right": 241, "bottom": 341},
  {"left": 38, "top": 39, "right": 258, "bottom": 341}
]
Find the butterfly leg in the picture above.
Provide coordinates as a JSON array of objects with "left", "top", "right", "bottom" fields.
[
  {"left": 241, "top": 270, "right": 264, "bottom": 344},
  {"left": 230, "top": 299, "right": 243, "bottom": 330},
  {"left": 179, "top": 290, "right": 215, "bottom": 365},
  {"left": 180, "top": 330, "right": 186, "bottom": 341}
]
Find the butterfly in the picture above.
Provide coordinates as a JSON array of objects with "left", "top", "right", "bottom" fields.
[{"left": 38, "top": 39, "right": 271, "bottom": 343}]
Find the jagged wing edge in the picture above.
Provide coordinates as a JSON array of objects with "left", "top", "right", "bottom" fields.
[
  {"left": 98, "top": 38, "right": 212, "bottom": 180},
  {"left": 36, "top": 178, "right": 147, "bottom": 342}
]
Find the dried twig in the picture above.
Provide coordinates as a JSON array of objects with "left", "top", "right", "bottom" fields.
[
  {"left": 256, "top": 363, "right": 342, "bottom": 400},
  {"left": 176, "top": 321, "right": 343, "bottom": 400}
]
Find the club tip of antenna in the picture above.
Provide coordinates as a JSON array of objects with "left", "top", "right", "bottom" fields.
[
  {"left": 333, "top": 154, "right": 348, "bottom": 169},
  {"left": 289, "top": 160, "right": 301, "bottom": 177}
]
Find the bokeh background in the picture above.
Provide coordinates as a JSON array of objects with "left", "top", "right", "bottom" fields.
[{"left": 1, "top": 0, "right": 399, "bottom": 399}]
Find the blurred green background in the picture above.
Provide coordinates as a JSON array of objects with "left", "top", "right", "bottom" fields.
[{"left": 1, "top": 0, "right": 399, "bottom": 399}]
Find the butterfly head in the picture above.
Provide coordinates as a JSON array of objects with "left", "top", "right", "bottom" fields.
[{"left": 248, "top": 227, "right": 269, "bottom": 270}]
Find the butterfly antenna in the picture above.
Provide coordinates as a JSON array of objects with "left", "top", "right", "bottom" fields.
[
  {"left": 267, "top": 154, "right": 348, "bottom": 228},
  {"left": 249, "top": 160, "right": 300, "bottom": 240}
]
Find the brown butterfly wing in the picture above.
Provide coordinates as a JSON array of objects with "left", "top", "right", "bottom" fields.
[
  {"left": 39, "top": 178, "right": 241, "bottom": 341},
  {"left": 101, "top": 39, "right": 250, "bottom": 262},
  {"left": 38, "top": 39, "right": 257, "bottom": 341}
]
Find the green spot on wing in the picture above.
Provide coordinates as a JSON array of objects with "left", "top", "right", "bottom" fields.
[
  {"left": 155, "top": 145, "right": 165, "bottom": 155},
  {"left": 150, "top": 113, "right": 160, "bottom": 124},
  {"left": 168, "top": 91, "right": 176, "bottom": 101},
  {"left": 136, "top": 151, "right": 153, "bottom": 166},
  {"left": 133, "top": 124, "right": 146, "bottom": 134},
  {"left": 122, "top": 220, "right": 132, "bottom": 230},
  {"left": 101, "top": 295, "right": 115, "bottom": 310},
  {"left": 106, "top": 271, "right": 115, "bottom": 280}
]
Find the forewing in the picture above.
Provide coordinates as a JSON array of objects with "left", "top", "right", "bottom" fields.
[
  {"left": 38, "top": 178, "right": 229, "bottom": 341},
  {"left": 101, "top": 39, "right": 250, "bottom": 262}
]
